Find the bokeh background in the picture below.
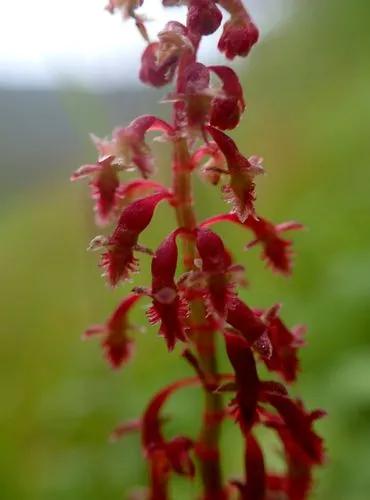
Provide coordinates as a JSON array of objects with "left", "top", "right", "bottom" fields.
[{"left": 1, "top": 0, "right": 369, "bottom": 499}]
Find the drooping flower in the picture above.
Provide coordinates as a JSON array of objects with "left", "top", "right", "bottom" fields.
[
  {"left": 93, "top": 191, "right": 170, "bottom": 286},
  {"left": 191, "top": 227, "right": 244, "bottom": 321},
  {"left": 262, "top": 390, "right": 326, "bottom": 467},
  {"left": 224, "top": 331, "right": 260, "bottom": 432},
  {"left": 84, "top": 293, "right": 141, "bottom": 369},
  {"left": 141, "top": 378, "right": 198, "bottom": 498},
  {"left": 218, "top": 16, "right": 259, "bottom": 60},
  {"left": 200, "top": 212, "right": 303, "bottom": 275},
  {"left": 71, "top": 155, "right": 120, "bottom": 226},
  {"left": 209, "top": 65, "right": 245, "bottom": 130},
  {"left": 139, "top": 42, "right": 178, "bottom": 88},
  {"left": 96, "top": 115, "right": 174, "bottom": 179},
  {"left": 206, "top": 126, "right": 264, "bottom": 221},
  {"left": 231, "top": 433, "right": 266, "bottom": 500},
  {"left": 182, "top": 62, "right": 213, "bottom": 130},
  {"left": 191, "top": 140, "right": 226, "bottom": 185},
  {"left": 258, "top": 304, "right": 306, "bottom": 383},
  {"left": 226, "top": 298, "right": 272, "bottom": 359},
  {"left": 187, "top": 0, "right": 222, "bottom": 36},
  {"left": 147, "top": 230, "right": 188, "bottom": 350}
]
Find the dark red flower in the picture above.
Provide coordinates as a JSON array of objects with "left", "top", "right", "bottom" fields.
[
  {"left": 259, "top": 305, "right": 306, "bottom": 383},
  {"left": 231, "top": 433, "right": 266, "bottom": 500},
  {"left": 209, "top": 65, "right": 245, "bottom": 130},
  {"left": 182, "top": 62, "right": 213, "bottom": 130},
  {"left": 191, "top": 141, "right": 226, "bottom": 185},
  {"left": 141, "top": 378, "right": 198, "bottom": 498},
  {"left": 98, "top": 115, "right": 173, "bottom": 179},
  {"left": 224, "top": 332, "right": 260, "bottom": 433},
  {"left": 139, "top": 42, "right": 178, "bottom": 88},
  {"left": 71, "top": 155, "right": 119, "bottom": 226},
  {"left": 148, "top": 230, "right": 188, "bottom": 350},
  {"left": 187, "top": 0, "right": 222, "bottom": 36},
  {"left": 194, "top": 227, "right": 243, "bottom": 320},
  {"left": 206, "top": 126, "right": 264, "bottom": 221},
  {"left": 262, "top": 392, "right": 326, "bottom": 466},
  {"left": 200, "top": 212, "right": 303, "bottom": 275},
  {"left": 218, "top": 16, "right": 259, "bottom": 60},
  {"left": 93, "top": 191, "right": 170, "bottom": 286},
  {"left": 226, "top": 298, "right": 272, "bottom": 359},
  {"left": 84, "top": 293, "right": 141, "bottom": 369}
]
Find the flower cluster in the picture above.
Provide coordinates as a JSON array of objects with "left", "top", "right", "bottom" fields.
[{"left": 72, "top": 1, "right": 325, "bottom": 499}]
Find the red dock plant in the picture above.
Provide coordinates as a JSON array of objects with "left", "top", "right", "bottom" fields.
[{"left": 72, "top": 1, "right": 325, "bottom": 498}]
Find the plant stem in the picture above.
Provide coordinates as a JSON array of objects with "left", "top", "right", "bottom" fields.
[{"left": 172, "top": 136, "right": 225, "bottom": 498}]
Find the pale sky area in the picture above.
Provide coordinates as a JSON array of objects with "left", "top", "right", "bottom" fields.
[{"left": 0, "top": 0, "right": 289, "bottom": 89}]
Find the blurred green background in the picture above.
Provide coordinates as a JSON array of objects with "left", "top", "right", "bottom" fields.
[{"left": 1, "top": 0, "right": 369, "bottom": 498}]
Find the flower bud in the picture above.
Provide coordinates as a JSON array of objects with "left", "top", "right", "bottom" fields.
[{"left": 187, "top": 0, "right": 222, "bottom": 36}]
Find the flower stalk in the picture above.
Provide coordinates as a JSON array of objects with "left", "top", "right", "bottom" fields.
[{"left": 72, "top": 1, "right": 325, "bottom": 499}]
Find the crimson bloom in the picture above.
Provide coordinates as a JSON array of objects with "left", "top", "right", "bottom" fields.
[
  {"left": 84, "top": 293, "right": 141, "bottom": 368},
  {"left": 139, "top": 42, "right": 178, "bottom": 87},
  {"left": 218, "top": 16, "right": 259, "bottom": 60},
  {"left": 93, "top": 191, "right": 170, "bottom": 286},
  {"left": 148, "top": 230, "right": 188, "bottom": 350},
  {"left": 200, "top": 212, "right": 303, "bottom": 275},
  {"left": 258, "top": 305, "right": 306, "bottom": 383},
  {"left": 206, "top": 126, "right": 264, "bottom": 221},
  {"left": 101, "top": 115, "right": 174, "bottom": 178},
  {"left": 226, "top": 298, "right": 272, "bottom": 359},
  {"left": 187, "top": 0, "right": 222, "bottom": 36},
  {"left": 71, "top": 155, "right": 119, "bottom": 226},
  {"left": 209, "top": 65, "right": 245, "bottom": 130}
]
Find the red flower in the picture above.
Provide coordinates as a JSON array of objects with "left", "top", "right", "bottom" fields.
[
  {"left": 191, "top": 141, "right": 226, "bottom": 185},
  {"left": 206, "top": 126, "right": 264, "bottom": 221},
  {"left": 224, "top": 332, "right": 260, "bottom": 433},
  {"left": 226, "top": 298, "right": 272, "bottom": 359},
  {"left": 84, "top": 293, "right": 141, "bottom": 369},
  {"left": 101, "top": 115, "right": 174, "bottom": 179},
  {"left": 218, "top": 16, "right": 259, "bottom": 60},
  {"left": 71, "top": 155, "right": 119, "bottom": 226},
  {"left": 194, "top": 227, "right": 243, "bottom": 320},
  {"left": 182, "top": 62, "right": 213, "bottom": 130},
  {"left": 187, "top": 0, "right": 222, "bottom": 36},
  {"left": 200, "top": 213, "right": 303, "bottom": 275},
  {"left": 139, "top": 42, "right": 178, "bottom": 88},
  {"left": 231, "top": 433, "right": 266, "bottom": 500},
  {"left": 262, "top": 391, "right": 326, "bottom": 466},
  {"left": 259, "top": 305, "right": 306, "bottom": 383},
  {"left": 94, "top": 191, "right": 170, "bottom": 286},
  {"left": 148, "top": 230, "right": 188, "bottom": 350},
  {"left": 209, "top": 65, "right": 245, "bottom": 130},
  {"left": 142, "top": 378, "right": 198, "bottom": 498}
]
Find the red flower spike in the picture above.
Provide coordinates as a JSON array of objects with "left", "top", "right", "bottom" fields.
[
  {"left": 98, "top": 191, "right": 170, "bottom": 286},
  {"left": 200, "top": 212, "right": 303, "bottom": 275},
  {"left": 206, "top": 126, "right": 264, "bottom": 221},
  {"left": 224, "top": 332, "right": 260, "bottom": 432},
  {"left": 231, "top": 433, "right": 266, "bottom": 500},
  {"left": 209, "top": 65, "right": 245, "bottom": 130},
  {"left": 195, "top": 227, "right": 241, "bottom": 320},
  {"left": 71, "top": 155, "right": 120, "bottom": 226},
  {"left": 218, "top": 16, "right": 259, "bottom": 60},
  {"left": 187, "top": 0, "right": 222, "bottom": 36},
  {"left": 259, "top": 305, "right": 306, "bottom": 383},
  {"left": 74, "top": 2, "right": 325, "bottom": 497},
  {"left": 84, "top": 293, "right": 141, "bottom": 369},
  {"left": 148, "top": 230, "right": 187, "bottom": 350}
]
